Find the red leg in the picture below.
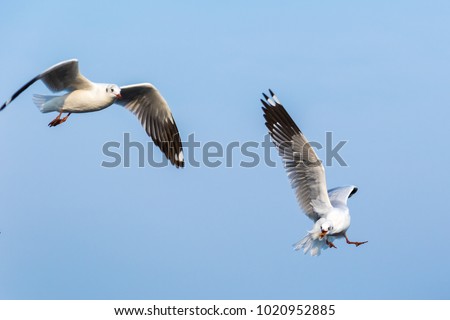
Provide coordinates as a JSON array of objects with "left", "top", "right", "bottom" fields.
[
  {"left": 326, "top": 239, "right": 337, "bottom": 249},
  {"left": 48, "top": 112, "right": 71, "bottom": 127},
  {"left": 48, "top": 111, "right": 62, "bottom": 127},
  {"left": 60, "top": 112, "right": 71, "bottom": 123},
  {"left": 345, "top": 234, "right": 368, "bottom": 247}
]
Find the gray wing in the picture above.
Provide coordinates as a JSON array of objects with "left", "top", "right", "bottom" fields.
[
  {"left": 1, "top": 59, "right": 93, "bottom": 111},
  {"left": 116, "top": 83, "right": 184, "bottom": 168},
  {"left": 262, "top": 89, "right": 333, "bottom": 221},
  {"left": 39, "top": 59, "right": 93, "bottom": 92},
  {"left": 328, "top": 186, "right": 358, "bottom": 207}
]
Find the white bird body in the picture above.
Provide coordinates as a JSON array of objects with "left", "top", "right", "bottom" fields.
[
  {"left": 322, "top": 206, "right": 351, "bottom": 236},
  {"left": 33, "top": 84, "right": 116, "bottom": 113},
  {"left": 261, "top": 90, "right": 367, "bottom": 256},
  {"left": 1, "top": 59, "right": 184, "bottom": 167},
  {"left": 294, "top": 193, "right": 352, "bottom": 256}
]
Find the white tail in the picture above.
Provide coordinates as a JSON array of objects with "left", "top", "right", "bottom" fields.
[
  {"left": 32, "top": 94, "right": 60, "bottom": 113},
  {"left": 293, "top": 233, "right": 328, "bottom": 256}
]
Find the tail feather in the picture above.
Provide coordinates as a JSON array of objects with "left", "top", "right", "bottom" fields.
[
  {"left": 32, "top": 94, "right": 59, "bottom": 113},
  {"left": 293, "top": 233, "right": 328, "bottom": 256}
]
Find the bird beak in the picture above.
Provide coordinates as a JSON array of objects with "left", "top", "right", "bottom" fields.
[
  {"left": 115, "top": 93, "right": 122, "bottom": 99},
  {"left": 319, "top": 231, "right": 328, "bottom": 239}
]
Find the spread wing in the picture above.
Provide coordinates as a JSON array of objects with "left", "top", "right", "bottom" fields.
[
  {"left": 328, "top": 186, "right": 358, "bottom": 207},
  {"left": 1, "top": 59, "right": 93, "bottom": 111},
  {"left": 116, "top": 83, "right": 184, "bottom": 168},
  {"left": 262, "top": 89, "right": 333, "bottom": 221}
]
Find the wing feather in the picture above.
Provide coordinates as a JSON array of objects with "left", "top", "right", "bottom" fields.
[
  {"left": 262, "top": 90, "right": 333, "bottom": 221},
  {"left": 1, "top": 59, "right": 93, "bottom": 111},
  {"left": 40, "top": 59, "right": 93, "bottom": 92},
  {"left": 116, "top": 83, "right": 184, "bottom": 168},
  {"left": 328, "top": 186, "right": 358, "bottom": 207}
]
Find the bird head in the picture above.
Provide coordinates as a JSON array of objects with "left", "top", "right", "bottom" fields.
[
  {"left": 319, "top": 221, "right": 333, "bottom": 239},
  {"left": 106, "top": 84, "right": 122, "bottom": 99}
]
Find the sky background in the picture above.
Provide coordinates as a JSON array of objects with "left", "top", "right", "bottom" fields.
[{"left": 0, "top": 0, "right": 449, "bottom": 299}]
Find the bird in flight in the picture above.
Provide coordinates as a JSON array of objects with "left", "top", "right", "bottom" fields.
[
  {"left": 261, "top": 90, "right": 367, "bottom": 256},
  {"left": 0, "top": 59, "right": 184, "bottom": 168}
]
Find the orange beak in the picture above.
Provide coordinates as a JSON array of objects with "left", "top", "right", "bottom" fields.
[
  {"left": 116, "top": 93, "right": 122, "bottom": 99},
  {"left": 319, "top": 230, "right": 328, "bottom": 239}
]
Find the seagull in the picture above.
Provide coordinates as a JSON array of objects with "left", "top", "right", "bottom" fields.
[
  {"left": 0, "top": 59, "right": 184, "bottom": 168},
  {"left": 261, "top": 90, "right": 367, "bottom": 256}
]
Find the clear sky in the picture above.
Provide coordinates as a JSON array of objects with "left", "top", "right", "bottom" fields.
[{"left": 0, "top": 0, "right": 449, "bottom": 299}]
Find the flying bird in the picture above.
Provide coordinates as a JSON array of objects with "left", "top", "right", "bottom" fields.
[
  {"left": 261, "top": 90, "right": 367, "bottom": 256},
  {"left": 0, "top": 59, "right": 184, "bottom": 168}
]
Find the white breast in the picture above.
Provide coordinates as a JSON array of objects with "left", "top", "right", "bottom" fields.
[
  {"left": 327, "top": 206, "right": 351, "bottom": 234},
  {"left": 61, "top": 85, "right": 116, "bottom": 113}
]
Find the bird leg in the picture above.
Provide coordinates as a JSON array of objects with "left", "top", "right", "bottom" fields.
[
  {"left": 326, "top": 240, "right": 337, "bottom": 249},
  {"left": 48, "top": 112, "right": 71, "bottom": 127},
  {"left": 345, "top": 234, "right": 368, "bottom": 247}
]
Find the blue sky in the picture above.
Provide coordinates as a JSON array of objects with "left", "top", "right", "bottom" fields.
[{"left": 0, "top": 0, "right": 449, "bottom": 299}]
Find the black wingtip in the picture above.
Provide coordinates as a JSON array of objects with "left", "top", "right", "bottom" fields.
[
  {"left": 260, "top": 99, "right": 270, "bottom": 109},
  {"left": 175, "top": 161, "right": 185, "bottom": 169},
  {"left": 176, "top": 153, "right": 185, "bottom": 168},
  {"left": 349, "top": 187, "right": 358, "bottom": 198},
  {"left": 0, "top": 74, "right": 41, "bottom": 112},
  {"left": 260, "top": 90, "right": 302, "bottom": 136}
]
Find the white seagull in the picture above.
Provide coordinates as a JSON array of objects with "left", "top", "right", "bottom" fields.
[
  {"left": 0, "top": 59, "right": 184, "bottom": 168},
  {"left": 261, "top": 90, "right": 367, "bottom": 256}
]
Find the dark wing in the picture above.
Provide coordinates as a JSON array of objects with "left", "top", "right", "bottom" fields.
[
  {"left": 262, "top": 89, "right": 333, "bottom": 221},
  {"left": 1, "top": 59, "right": 93, "bottom": 111},
  {"left": 117, "top": 83, "right": 184, "bottom": 168}
]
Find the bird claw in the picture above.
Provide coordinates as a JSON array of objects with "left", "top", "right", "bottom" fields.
[
  {"left": 48, "top": 113, "right": 71, "bottom": 127},
  {"left": 346, "top": 239, "right": 368, "bottom": 247},
  {"left": 344, "top": 234, "right": 368, "bottom": 247},
  {"left": 48, "top": 118, "right": 64, "bottom": 127},
  {"left": 326, "top": 240, "right": 337, "bottom": 249},
  {"left": 353, "top": 241, "right": 368, "bottom": 247}
]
